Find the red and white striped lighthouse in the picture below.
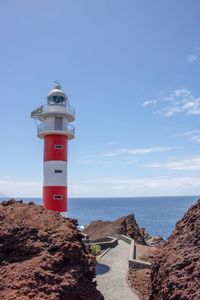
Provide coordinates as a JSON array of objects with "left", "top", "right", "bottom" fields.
[{"left": 31, "top": 82, "right": 75, "bottom": 212}]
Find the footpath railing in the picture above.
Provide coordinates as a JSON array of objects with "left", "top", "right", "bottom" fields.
[
  {"left": 89, "top": 236, "right": 118, "bottom": 250},
  {"left": 118, "top": 235, "right": 151, "bottom": 269},
  {"left": 82, "top": 232, "right": 152, "bottom": 269}
]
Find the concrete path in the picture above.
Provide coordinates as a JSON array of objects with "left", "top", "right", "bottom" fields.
[{"left": 96, "top": 240, "right": 139, "bottom": 300}]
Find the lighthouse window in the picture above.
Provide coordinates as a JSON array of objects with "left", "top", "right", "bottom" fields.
[
  {"left": 52, "top": 96, "right": 65, "bottom": 104},
  {"left": 55, "top": 170, "right": 63, "bottom": 173},
  {"left": 53, "top": 195, "right": 63, "bottom": 200},
  {"left": 54, "top": 145, "right": 63, "bottom": 149},
  {"left": 49, "top": 95, "right": 66, "bottom": 106}
]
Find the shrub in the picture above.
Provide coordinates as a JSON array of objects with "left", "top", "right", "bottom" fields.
[{"left": 90, "top": 244, "right": 101, "bottom": 256}]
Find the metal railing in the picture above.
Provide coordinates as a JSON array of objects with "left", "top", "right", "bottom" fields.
[
  {"left": 31, "top": 104, "right": 75, "bottom": 120},
  {"left": 42, "top": 104, "right": 75, "bottom": 118},
  {"left": 38, "top": 122, "right": 75, "bottom": 136}
]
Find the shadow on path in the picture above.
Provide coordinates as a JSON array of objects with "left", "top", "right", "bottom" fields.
[{"left": 96, "top": 263, "right": 110, "bottom": 275}]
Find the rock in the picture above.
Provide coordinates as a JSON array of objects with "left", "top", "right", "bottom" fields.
[
  {"left": 149, "top": 198, "right": 200, "bottom": 300},
  {"left": 83, "top": 214, "right": 147, "bottom": 245},
  {"left": 28, "top": 201, "right": 35, "bottom": 205},
  {"left": 1, "top": 198, "right": 16, "bottom": 206},
  {"left": 128, "top": 268, "right": 151, "bottom": 300},
  {"left": 0, "top": 200, "right": 104, "bottom": 300},
  {"left": 146, "top": 236, "right": 165, "bottom": 247}
]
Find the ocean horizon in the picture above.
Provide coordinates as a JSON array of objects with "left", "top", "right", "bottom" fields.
[{"left": 2, "top": 195, "right": 198, "bottom": 239}]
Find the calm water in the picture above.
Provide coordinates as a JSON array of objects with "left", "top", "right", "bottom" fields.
[{"left": 10, "top": 195, "right": 198, "bottom": 239}]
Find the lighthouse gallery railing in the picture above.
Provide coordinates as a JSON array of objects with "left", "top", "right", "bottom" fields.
[
  {"left": 31, "top": 104, "right": 75, "bottom": 119},
  {"left": 42, "top": 104, "right": 75, "bottom": 117},
  {"left": 38, "top": 122, "right": 75, "bottom": 135}
]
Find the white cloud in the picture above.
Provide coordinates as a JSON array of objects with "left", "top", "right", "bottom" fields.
[
  {"left": 143, "top": 88, "right": 200, "bottom": 117},
  {"left": 0, "top": 176, "right": 42, "bottom": 197},
  {"left": 75, "top": 147, "right": 173, "bottom": 166},
  {"left": 145, "top": 156, "right": 200, "bottom": 171},
  {"left": 76, "top": 158, "right": 112, "bottom": 165},
  {"left": 179, "top": 130, "right": 200, "bottom": 143},
  {"left": 186, "top": 47, "right": 200, "bottom": 62},
  {"left": 69, "top": 176, "right": 200, "bottom": 197},
  {"left": 173, "top": 89, "right": 192, "bottom": 98},
  {"left": 1, "top": 174, "right": 199, "bottom": 198},
  {"left": 142, "top": 99, "right": 157, "bottom": 107},
  {"left": 187, "top": 54, "right": 197, "bottom": 62},
  {"left": 101, "top": 146, "right": 173, "bottom": 157},
  {"left": 190, "top": 135, "right": 200, "bottom": 143}
]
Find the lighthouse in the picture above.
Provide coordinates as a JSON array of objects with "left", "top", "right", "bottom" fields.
[{"left": 31, "top": 82, "right": 75, "bottom": 212}]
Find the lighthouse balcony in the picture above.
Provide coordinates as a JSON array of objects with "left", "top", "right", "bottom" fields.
[
  {"left": 37, "top": 122, "right": 75, "bottom": 140},
  {"left": 31, "top": 104, "right": 75, "bottom": 123}
]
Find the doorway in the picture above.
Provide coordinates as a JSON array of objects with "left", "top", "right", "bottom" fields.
[{"left": 55, "top": 117, "right": 63, "bottom": 130}]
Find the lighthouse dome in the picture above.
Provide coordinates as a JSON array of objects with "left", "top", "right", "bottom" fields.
[{"left": 47, "top": 82, "right": 68, "bottom": 106}]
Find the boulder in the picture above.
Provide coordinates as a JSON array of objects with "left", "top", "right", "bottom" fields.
[
  {"left": 0, "top": 200, "right": 104, "bottom": 300},
  {"left": 150, "top": 198, "right": 200, "bottom": 300},
  {"left": 146, "top": 236, "right": 165, "bottom": 247},
  {"left": 83, "top": 214, "right": 146, "bottom": 245}
]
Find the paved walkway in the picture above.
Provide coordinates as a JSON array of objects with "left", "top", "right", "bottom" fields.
[{"left": 96, "top": 240, "right": 139, "bottom": 300}]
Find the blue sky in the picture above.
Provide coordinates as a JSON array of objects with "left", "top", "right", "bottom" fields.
[{"left": 0, "top": 0, "right": 200, "bottom": 197}]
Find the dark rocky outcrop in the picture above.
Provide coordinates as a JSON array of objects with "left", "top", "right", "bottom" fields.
[
  {"left": 0, "top": 200, "right": 104, "bottom": 300},
  {"left": 146, "top": 236, "right": 165, "bottom": 247},
  {"left": 150, "top": 199, "right": 200, "bottom": 300},
  {"left": 83, "top": 214, "right": 147, "bottom": 245}
]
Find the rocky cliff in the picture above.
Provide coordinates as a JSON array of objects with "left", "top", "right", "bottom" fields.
[
  {"left": 83, "top": 214, "right": 146, "bottom": 245},
  {"left": 150, "top": 199, "right": 200, "bottom": 300},
  {"left": 0, "top": 200, "right": 104, "bottom": 300}
]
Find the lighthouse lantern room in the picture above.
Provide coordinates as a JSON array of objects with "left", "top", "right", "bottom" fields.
[{"left": 31, "top": 82, "right": 75, "bottom": 212}]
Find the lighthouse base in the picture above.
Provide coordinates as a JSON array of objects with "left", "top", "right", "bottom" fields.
[{"left": 43, "top": 186, "right": 67, "bottom": 212}]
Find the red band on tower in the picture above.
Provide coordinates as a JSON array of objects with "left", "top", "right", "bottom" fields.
[
  {"left": 44, "top": 134, "right": 68, "bottom": 161},
  {"left": 43, "top": 186, "right": 67, "bottom": 211}
]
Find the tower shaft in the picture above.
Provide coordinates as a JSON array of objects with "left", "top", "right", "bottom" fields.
[{"left": 43, "top": 134, "right": 68, "bottom": 212}]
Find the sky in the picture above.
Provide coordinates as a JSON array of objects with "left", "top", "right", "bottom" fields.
[{"left": 0, "top": 0, "right": 200, "bottom": 197}]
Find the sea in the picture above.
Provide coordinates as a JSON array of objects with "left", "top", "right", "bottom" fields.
[{"left": 5, "top": 195, "right": 198, "bottom": 239}]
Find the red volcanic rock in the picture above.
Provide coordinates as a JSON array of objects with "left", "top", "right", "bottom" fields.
[
  {"left": 83, "top": 214, "right": 146, "bottom": 245},
  {"left": 150, "top": 199, "right": 200, "bottom": 300},
  {"left": 128, "top": 244, "right": 158, "bottom": 300},
  {"left": 0, "top": 200, "right": 104, "bottom": 300},
  {"left": 128, "top": 268, "right": 151, "bottom": 300}
]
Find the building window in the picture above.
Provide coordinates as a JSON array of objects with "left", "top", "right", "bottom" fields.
[
  {"left": 54, "top": 145, "right": 63, "bottom": 149},
  {"left": 54, "top": 170, "right": 63, "bottom": 173},
  {"left": 53, "top": 195, "right": 63, "bottom": 200}
]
